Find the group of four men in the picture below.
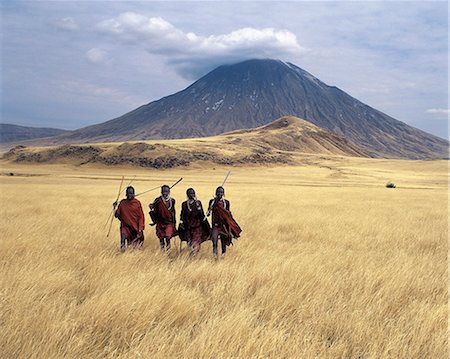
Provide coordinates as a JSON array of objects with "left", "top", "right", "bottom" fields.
[{"left": 113, "top": 185, "right": 242, "bottom": 258}]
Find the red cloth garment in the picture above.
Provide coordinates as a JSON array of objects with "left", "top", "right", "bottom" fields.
[
  {"left": 189, "top": 226, "right": 203, "bottom": 252},
  {"left": 152, "top": 197, "right": 176, "bottom": 239},
  {"left": 115, "top": 198, "right": 145, "bottom": 233},
  {"left": 182, "top": 200, "right": 203, "bottom": 228},
  {"left": 211, "top": 199, "right": 242, "bottom": 238},
  {"left": 180, "top": 200, "right": 210, "bottom": 245},
  {"left": 121, "top": 226, "right": 144, "bottom": 246}
]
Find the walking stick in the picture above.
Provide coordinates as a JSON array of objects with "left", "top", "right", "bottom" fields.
[
  {"left": 208, "top": 171, "right": 231, "bottom": 214},
  {"left": 170, "top": 177, "right": 183, "bottom": 189},
  {"left": 135, "top": 185, "right": 160, "bottom": 197},
  {"left": 136, "top": 177, "right": 183, "bottom": 197},
  {"left": 221, "top": 171, "right": 231, "bottom": 187},
  {"left": 106, "top": 175, "right": 125, "bottom": 237},
  {"left": 104, "top": 175, "right": 126, "bottom": 228},
  {"left": 119, "top": 175, "right": 136, "bottom": 196},
  {"left": 170, "top": 178, "right": 183, "bottom": 254}
]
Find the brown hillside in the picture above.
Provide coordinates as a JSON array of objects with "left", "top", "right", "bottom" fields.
[
  {"left": 221, "top": 116, "right": 368, "bottom": 157},
  {"left": 2, "top": 116, "right": 368, "bottom": 169}
]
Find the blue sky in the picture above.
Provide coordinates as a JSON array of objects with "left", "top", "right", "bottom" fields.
[{"left": 1, "top": 1, "right": 448, "bottom": 139}]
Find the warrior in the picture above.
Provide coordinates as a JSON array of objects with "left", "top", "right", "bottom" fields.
[
  {"left": 179, "top": 188, "right": 210, "bottom": 256},
  {"left": 207, "top": 186, "right": 242, "bottom": 259},
  {"left": 113, "top": 186, "right": 145, "bottom": 251},
  {"left": 149, "top": 185, "right": 177, "bottom": 253}
]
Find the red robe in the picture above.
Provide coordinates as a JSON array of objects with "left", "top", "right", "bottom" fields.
[
  {"left": 152, "top": 197, "right": 176, "bottom": 239},
  {"left": 211, "top": 198, "right": 242, "bottom": 238},
  {"left": 115, "top": 198, "right": 145, "bottom": 240},
  {"left": 180, "top": 200, "right": 210, "bottom": 245}
]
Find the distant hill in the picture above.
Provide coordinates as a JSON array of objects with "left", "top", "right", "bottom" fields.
[
  {"left": 221, "top": 116, "right": 367, "bottom": 157},
  {"left": 40, "top": 59, "right": 448, "bottom": 159},
  {"left": 0, "top": 124, "right": 68, "bottom": 144},
  {"left": 2, "top": 116, "right": 368, "bottom": 168}
]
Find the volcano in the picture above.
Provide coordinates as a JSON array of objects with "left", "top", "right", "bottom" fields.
[{"left": 40, "top": 59, "right": 447, "bottom": 159}]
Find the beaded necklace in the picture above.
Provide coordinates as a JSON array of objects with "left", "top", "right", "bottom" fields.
[
  {"left": 215, "top": 197, "right": 226, "bottom": 208},
  {"left": 161, "top": 195, "right": 172, "bottom": 210},
  {"left": 187, "top": 198, "right": 200, "bottom": 212}
]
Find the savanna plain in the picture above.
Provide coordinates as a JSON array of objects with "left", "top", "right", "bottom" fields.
[{"left": 0, "top": 156, "right": 448, "bottom": 359}]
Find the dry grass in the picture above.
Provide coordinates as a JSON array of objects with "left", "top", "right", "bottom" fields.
[{"left": 0, "top": 157, "right": 448, "bottom": 358}]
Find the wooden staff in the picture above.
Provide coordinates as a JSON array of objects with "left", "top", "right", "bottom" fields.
[
  {"left": 136, "top": 177, "right": 183, "bottom": 197},
  {"left": 106, "top": 175, "right": 125, "bottom": 237},
  {"left": 104, "top": 175, "right": 125, "bottom": 228},
  {"left": 221, "top": 171, "right": 231, "bottom": 187},
  {"left": 170, "top": 177, "right": 183, "bottom": 189},
  {"left": 207, "top": 171, "right": 231, "bottom": 215},
  {"left": 169, "top": 178, "right": 183, "bottom": 254},
  {"left": 119, "top": 175, "right": 136, "bottom": 196}
]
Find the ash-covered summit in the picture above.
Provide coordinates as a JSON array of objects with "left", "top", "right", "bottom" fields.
[{"left": 45, "top": 59, "right": 447, "bottom": 159}]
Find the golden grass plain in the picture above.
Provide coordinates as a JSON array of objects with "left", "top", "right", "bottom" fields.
[{"left": 0, "top": 156, "right": 448, "bottom": 359}]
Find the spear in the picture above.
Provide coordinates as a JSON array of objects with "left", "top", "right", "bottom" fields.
[
  {"left": 106, "top": 175, "right": 125, "bottom": 237},
  {"left": 104, "top": 175, "right": 125, "bottom": 228},
  {"left": 104, "top": 175, "right": 135, "bottom": 228},
  {"left": 135, "top": 177, "right": 183, "bottom": 197},
  {"left": 119, "top": 175, "right": 136, "bottom": 195},
  {"left": 167, "top": 177, "right": 183, "bottom": 254},
  {"left": 135, "top": 185, "right": 160, "bottom": 197},
  {"left": 207, "top": 171, "right": 231, "bottom": 215},
  {"left": 221, "top": 171, "right": 231, "bottom": 187},
  {"left": 170, "top": 177, "right": 183, "bottom": 189}
]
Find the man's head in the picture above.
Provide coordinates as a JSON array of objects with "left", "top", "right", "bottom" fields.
[
  {"left": 186, "top": 188, "right": 196, "bottom": 200},
  {"left": 215, "top": 186, "right": 224, "bottom": 199},
  {"left": 161, "top": 185, "right": 170, "bottom": 199},
  {"left": 126, "top": 186, "right": 135, "bottom": 200}
]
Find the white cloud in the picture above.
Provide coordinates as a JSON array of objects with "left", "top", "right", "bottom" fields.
[
  {"left": 425, "top": 109, "right": 450, "bottom": 117},
  {"left": 86, "top": 48, "right": 108, "bottom": 64},
  {"left": 54, "top": 17, "right": 79, "bottom": 31},
  {"left": 60, "top": 79, "right": 147, "bottom": 108},
  {"left": 96, "top": 12, "right": 304, "bottom": 78}
]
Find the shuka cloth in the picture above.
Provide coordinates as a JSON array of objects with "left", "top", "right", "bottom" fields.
[
  {"left": 210, "top": 198, "right": 242, "bottom": 238},
  {"left": 179, "top": 199, "right": 210, "bottom": 244},
  {"left": 115, "top": 198, "right": 145, "bottom": 240},
  {"left": 121, "top": 226, "right": 144, "bottom": 246},
  {"left": 152, "top": 197, "right": 177, "bottom": 239}
]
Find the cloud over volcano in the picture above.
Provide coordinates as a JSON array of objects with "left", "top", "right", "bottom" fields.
[{"left": 97, "top": 12, "right": 304, "bottom": 78}]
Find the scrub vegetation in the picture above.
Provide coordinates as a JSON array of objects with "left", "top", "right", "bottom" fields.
[{"left": 0, "top": 156, "right": 447, "bottom": 358}]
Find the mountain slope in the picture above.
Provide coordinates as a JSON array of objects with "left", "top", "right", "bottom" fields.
[
  {"left": 0, "top": 124, "right": 68, "bottom": 144},
  {"left": 3, "top": 116, "right": 368, "bottom": 168},
  {"left": 38, "top": 59, "right": 447, "bottom": 159},
  {"left": 220, "top": 116, "right": 368, "bottom": 157}
]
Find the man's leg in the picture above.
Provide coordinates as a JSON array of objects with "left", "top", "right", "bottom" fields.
[
  {"left": 220, "top": 235, "right": 227, "bottom": 256},
  {"left": 159, "top": 238, "right": 165, "bottom": 251},
  {"left": 128, "top": 231, "right": 143, "bottom": 249},
  {"left": 211, "top": 227, "right": 219, "bottom": 258},
  {"left": 120, "top": 233, "right": 127, "bottom": 252},
  {"left": 134, "top": 237, "right": 144, "bottom": 249},
  {"left": 192, "top": 240, "right": 200, "bottom": 256},
  {"left": 165, "top": 237, "right": 171, "bottom": 254},
  {"left": 191, "top": 227, "right": 202, "bottom": 256}
]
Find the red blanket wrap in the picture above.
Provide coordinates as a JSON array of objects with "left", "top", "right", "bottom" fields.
[
  {"left": 153, "top": 197, "right": 176, "bottom": 239},
  {"left": 116, "top": 199, "right": 145, "bottom": 232},
  {"left": 212, "top": 199, "right": 242, "bottom": 238}
]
